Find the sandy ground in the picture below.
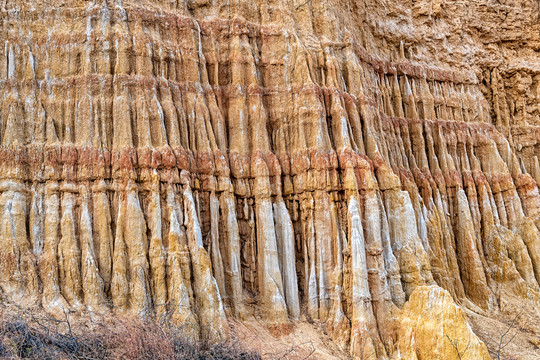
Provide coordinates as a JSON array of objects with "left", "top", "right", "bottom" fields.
[
  {"left": 466, "top": 310, "right": 540, "bottom": 360},
  {"left": 230, "top": 317, "right": 351, "bottom": 360}
]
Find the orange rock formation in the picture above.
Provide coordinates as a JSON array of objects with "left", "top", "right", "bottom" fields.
[{"left": 0, "top": 0, "right": 539, "bottom": 359}]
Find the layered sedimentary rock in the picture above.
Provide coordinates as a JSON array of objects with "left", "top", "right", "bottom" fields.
[{"left": 0, "top": 0, "right": 539, "bottom": 358}]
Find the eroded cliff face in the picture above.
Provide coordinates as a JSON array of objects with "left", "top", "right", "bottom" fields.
[{"left": 0, "top": 0, "right": 539, "bottom": 359}]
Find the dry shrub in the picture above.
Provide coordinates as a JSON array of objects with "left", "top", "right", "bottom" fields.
[
  {"left": 0, "top": 310, "right": 260, "bottom": 360},
  {"left": 106, "top": 318, "right": 176, "bottom": 359},
  {"left": 0, "top": 318, "right": 107, "bottom": 359}
]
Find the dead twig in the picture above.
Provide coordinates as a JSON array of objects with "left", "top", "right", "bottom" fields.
[
  {"left": 444, "top": 333, "right": 471, "bottom": 360},
  {"left": 295, "top": 0, "right": 313, "bottom": 10}
]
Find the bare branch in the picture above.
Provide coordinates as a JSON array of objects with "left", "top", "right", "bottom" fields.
[{"left": 295, "top": 0, "right": 313, "bottom": 10}]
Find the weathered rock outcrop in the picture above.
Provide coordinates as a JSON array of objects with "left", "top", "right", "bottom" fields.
[
  {"left": 395, "top": 285, "right": 491, "bottom": 360},
  {"left": 0, "top": 0, "right": 539, "bottom": 358}
]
